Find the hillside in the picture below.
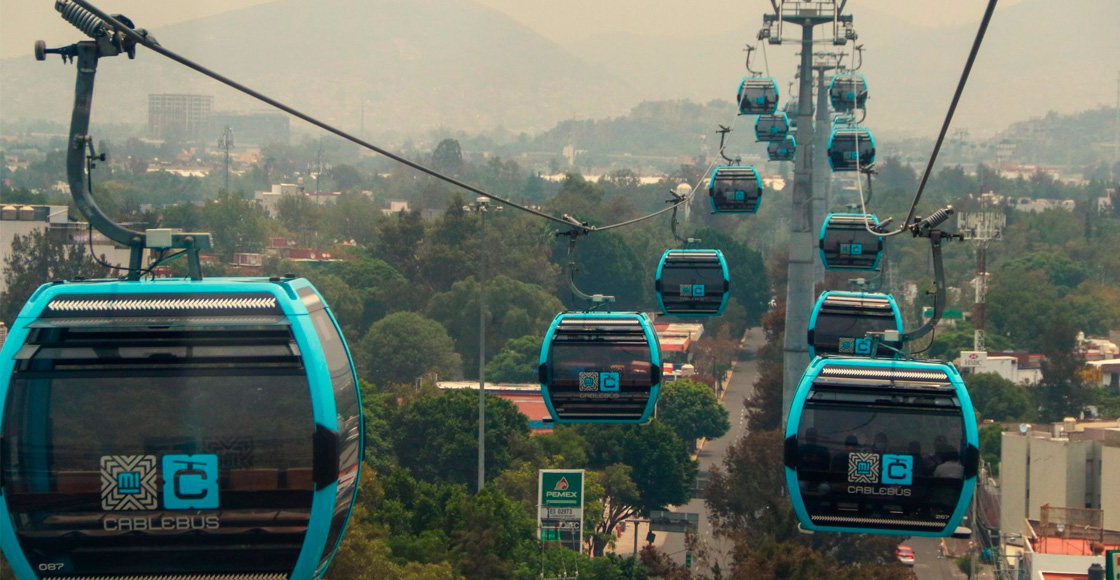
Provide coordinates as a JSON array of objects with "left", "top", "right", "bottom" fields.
[
  {"left": 0, "top": 0, "right": 633, "bottom": 135},
  {"left": 565, "top": 0, "right": 1120, "bottom": 139}
]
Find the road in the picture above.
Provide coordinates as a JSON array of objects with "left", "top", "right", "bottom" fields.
[
  {"left": 614, "top": 326, "right": 763, "bottom": 570},
  {"left": 908, "top": 536, "right": 964, "bottom": 580}
]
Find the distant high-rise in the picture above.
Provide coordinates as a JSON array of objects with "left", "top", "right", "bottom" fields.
[{"left": 148, "top": 94, "right": 213, "bottom": 141}]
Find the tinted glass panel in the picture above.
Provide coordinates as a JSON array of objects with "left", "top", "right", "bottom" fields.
[
  {"left": 811, "top": 312, "right": 898, "bottom": 357},
  {"left": 310, "top": 309, "right": 361, "bottom": 572},
  {"left": 2, "top": 374, "right": 314, "bottom": 576},
  {"left": 821, "top": 226, "right": 881, "bottom": 270},
  {"left": 549, "top": 343, "right": 654, "bottom": 391},
  {"left": 660, "top": 264, "right": 726, "bottom": 313},
  {"left": 795, "top": 402, "right": 966, "bottom": 532}
]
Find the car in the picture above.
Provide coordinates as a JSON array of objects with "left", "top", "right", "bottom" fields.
[{"left": 896, "top": 546, "right": 915, "bottom": 566}]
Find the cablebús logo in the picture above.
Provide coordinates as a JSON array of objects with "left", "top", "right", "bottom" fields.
[
  {"left": 100, "top": 453, "right": 222, "bottom": 531},
  {"left": 846, "top": 453, "right": 913, "bottom": 497}
]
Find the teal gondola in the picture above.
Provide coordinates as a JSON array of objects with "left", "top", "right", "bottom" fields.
[
  {"left": 768, "top": 136, "right": 797, "bottom": 162},
  {"left": 784, "top": 357, "right": 979, "bottom": 536},
  {"left": 807, "top": 291, "right": 902, "bottom": 358},
  {"left": 709, "top": 166, "right": 763, "bottom": 213},
  {"left": 0, "top": 277, "right": 362, "bottom": 579},
  {"left": 655, "top": 249, "right": 730, "bottom": 317},
  {"left": 819, "top": 213, "right": 884, "bottom": 270},
  {"left": 828, "top": 127, "right": 876, "bottom": 172},
  {"left": 737, "top": 77, "right": 779, "bottom": 115},
  {"left": 538, "top": 312, "right": 661, "bottom": 424},
  {"left": 755, "top": 113, "right": 791, "bottom": 142},
  {"left": 829, "top": 73, "right": 869, "bottom": 111}
]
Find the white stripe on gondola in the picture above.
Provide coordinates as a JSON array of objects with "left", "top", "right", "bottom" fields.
[
  {"left": 47, "top": 297, "right": 277, "bottom": 311},
  {"left": 811, "top": 515, "right": 945, "bottom": 528},
  {"left": 819, "top": 367, "right": 949, "bottom": 381},
  {"left": 66, "top": 575, "right": 287, "bottom": 580}
]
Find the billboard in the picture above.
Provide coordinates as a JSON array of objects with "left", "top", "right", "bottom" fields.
[
  {"left": 961, "top": 351, "right": 988, "bottom": 367},
  {"left": 538, "top": 469, "right": 584, "bottom": 553}
]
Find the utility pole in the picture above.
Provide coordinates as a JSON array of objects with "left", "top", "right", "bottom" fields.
[
  {"left": 811, "top": 52, "right": 843, "bottom": 286},
  {"left": 761, "top": 2, "right": 856, "bottom": 420},
  {"left": 960, "top": 211, "right": 1004, "bottom": 351},
  {"left": 465, "top": 196, "right": 500, "bottom": 491},
  {"left": 1113, "top": 71, "right": 1119, "bottom": 183},
  {"left": 218, "top": 125, "right": 233, "bottom": 192}
]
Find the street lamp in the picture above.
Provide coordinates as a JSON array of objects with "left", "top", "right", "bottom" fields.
[{"left": 464, "top": 196, "right": 501, "bottom": 491}]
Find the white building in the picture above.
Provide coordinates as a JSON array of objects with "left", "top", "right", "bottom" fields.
[
  {"left": 254, "top": 183, "right": 301, "bottom": 216},
  {"left": 1000, "top": 419, "right": 1120, "bottom": 537}
]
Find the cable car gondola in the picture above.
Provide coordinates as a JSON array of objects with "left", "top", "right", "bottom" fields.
[
  {"left": 784, "top": 357, "right": 979, "bottom": 536},
  {"left": 768, "top": 136, "right": 797, "bottom": 162},
  {"left": 655, "top": 249, "right": 730, "bottom": 317},
  {"left": 538, "top": 312, "right": 661, "bottom": 424},
  {"left": 819, "top": 213, "right": 884, "bottom": 270},
  {"left": 0, "top": 278, "right": 362, "bottom": 579},
  {"left": 755, "top": 113, "right": 791, "bottom": 142},
  {"left": 828, "top": 127, "right": 876, "bottom": 172},
  {"left": 737, "top": 77, "right": 779, "bottom": 115},
  {"left": 808, "top": 291, "right": 902, "bottom": 358},
  {"left": 828, "top": 73, "right": 870, "bottom": 111},
  {"left": 709, "top": 165, "right": 764, "bottom": 213}
]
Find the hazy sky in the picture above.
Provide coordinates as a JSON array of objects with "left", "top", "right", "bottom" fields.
[{"left": 2, "top": 0, "right": 1030, "bottom": 60}]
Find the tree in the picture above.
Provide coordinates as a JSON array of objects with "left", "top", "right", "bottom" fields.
[
  {"left": 579, "top": 421, "right": 696, "bottom": 548},
  {"left": 275, "top": 191, "right": 323, "bottom": 246},
  {"left": 965, "top": 373, "right": 1034, "bottom": 422},
  {"left": 485, "top": 335, "right": 543, "bottom": 383},
  {"left": 329, "top": 257, "right": 411, "bottom": 330},
  {"left": 956, "top": 554, "right": 974, "bottom": 580},
  {"left": 427, "top": 276, "right": 563, "bottom": 376},
  {"left": 356, "top": 311, "right": 462, "bottom": 387},
  {"left": 322, "top": 192, "right": 381, "bottom": 246},
  {"left": 390, "top": 390, "right": 530, "bottom": 490},
  {"left": 1037, "top": 315, "right": 1092, "bottom": 421},
  {"left": 327, "top": 164, "right": 364, "bottom": 191},
  {"left": 745, "top": 305, "right": 785, "bottom": 432},
  {"left": 1, "top": 229, "right": 110, "bottom": 325},
  {"left": 199, "top": 190, "right": 268, "bottom": 259},
  {"left": 376, "top": 209, "right": 425, "bottom": 281},
  {"left": 431, "top": 139, "right": 464, "bottom": 176},
  {"left": 658, "top": 379, "right": 730, "bottom": 449}
]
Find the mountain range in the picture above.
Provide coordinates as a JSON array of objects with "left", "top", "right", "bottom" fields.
[{"left": 1, "top": 0, "right": 1116, "bottom": 140}]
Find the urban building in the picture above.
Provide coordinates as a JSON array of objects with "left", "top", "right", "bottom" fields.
[
  {"left": 254, "top": 183, "right": 301, "bottom": 216},
  {"left": 1003, "top": 515, "right": 1118, "bottom": 580},
  {"left": 1000, "top": 419, "right": 1120, "bottom": 539},
  {"left": 148, "top": 94, "right": 214, "bottom": 141}
]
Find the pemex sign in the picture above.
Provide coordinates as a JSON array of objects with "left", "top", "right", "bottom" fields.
[{"left": 538, "top": 469, "right": 584, "bottom": 552}]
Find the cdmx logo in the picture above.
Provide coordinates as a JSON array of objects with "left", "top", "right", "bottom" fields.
[
  {"left": 101, "top": 454, "right": 219, "bottom": 511},
  {"left": 847, "top": 453, "right": 913, "bottom": 486},
  {"left": 578, "top": 371, "right": 620, "bottom": 392}
]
